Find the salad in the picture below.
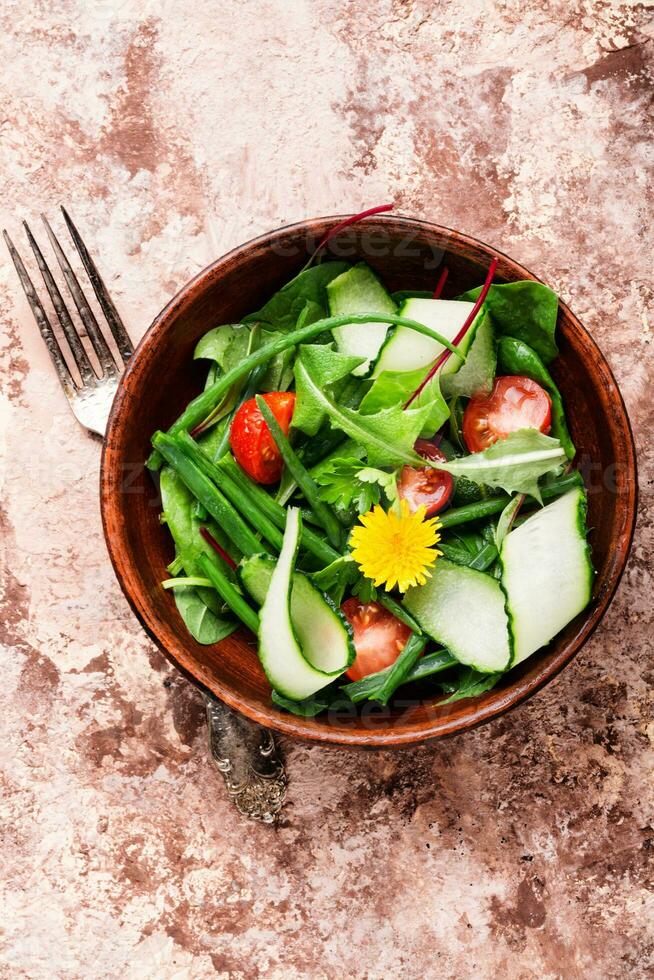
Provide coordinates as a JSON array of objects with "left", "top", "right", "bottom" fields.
[{"left": 147, "top": 212, "right": 593, "bottom": 716}]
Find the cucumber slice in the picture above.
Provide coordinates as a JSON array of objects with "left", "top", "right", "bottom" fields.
[
  {"left": 240, "top": 554, "right": 355, "bottom": 674},
  {"left": 404, "top": 558, "right": 511, "bottom": 672},
  {"left": 257, "top": 509, "right": 346, "bottom": 700},
  {"left": 372, "top": 297, "right": 478, "bottom": 378},
  {"left": 327, "top": 263, "right": 397, "bottom": 376},
  {"left": 500, "top": 488, "right": 593, "bottom": 665}
]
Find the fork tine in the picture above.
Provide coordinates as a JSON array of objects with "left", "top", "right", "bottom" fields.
[
  {"left": 3, "top": 230, "right": 76, "bottom": 397},
  {"left": 23, "top": 221, "right": 96, "bottom": 386},
  {"left": 61, "top": 206, "right": 133, "bottom": 364},
  {"left": 40, "top": 214, "right": 118, "bottom": 378}
]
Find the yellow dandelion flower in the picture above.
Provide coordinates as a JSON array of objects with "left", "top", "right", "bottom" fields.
[{"left": 349, "top": 499, "right": 442, "bottom": 593}]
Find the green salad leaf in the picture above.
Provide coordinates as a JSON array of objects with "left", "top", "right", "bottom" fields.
[
  {"left": 293, "top": 344, "right": 366, "bottom": 434},
  {"left": 497, "top": 336, "right": 575, "bottom": 459},
  {"left": 309, "top": 555, "right": 360, "bottom": 604},
  {"left": 435, "top": 429, "right": 566, "bottom": 502},
  {"left": 439, "top": 667, "right": 502, "bottom": 703},
  {"left": 294, "top": 348, "right": 429, "bottom": 468},
  {"left": 194, "top": 323, "right": 250, "bottom": 369},
  {"left": 494, "top": 493, "right": 524, "bottom": 550},
  {"left": 172, "top": 586, "right": 236, "bottom": 645},
  {"left": 440, "top": 309, "right": 496, "bottom": 399},
  {"left": 314, "top": 459, "right": 398, "bottom": 514},
  {"left": 439, "top": 524, "right": 498, "bottom": 572},
  {"left": 271, "top": 684, "right": 350, "bottom": 717},
  {"left": 359, "top": 365, "right": 449, "bottom": 437},
  {"left": 457, "top": 280, "right": 558, "bottom": 364},
  {"left": 243, "top": 261, "right": 349, "bottom": 331}
]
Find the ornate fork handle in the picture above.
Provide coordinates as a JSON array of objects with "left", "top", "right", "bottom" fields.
[{"left": 204, "top": 695, "right": 287, "bottom": 822}]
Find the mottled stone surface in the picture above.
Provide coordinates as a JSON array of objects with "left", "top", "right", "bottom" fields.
[{"left": 1, "top": 2, "right": 653, "bottom": 978}]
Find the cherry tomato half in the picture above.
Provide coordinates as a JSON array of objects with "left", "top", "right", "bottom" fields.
[
  {"left": 397, "top": 439, "right": 454, "bottom": 516},
  {"left": 341, "top": 598, "right": 412, "bottom": 681},
  {"left": 463, "top": 376, "right": 552, "bottom": 453},
  {"left": 230, "top": 391, "right": 296, "bottom": 484}
]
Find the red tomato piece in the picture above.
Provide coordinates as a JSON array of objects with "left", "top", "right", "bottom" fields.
[
  {"left": 230, "top": 391, "right": 296, "bottom": 484},
  {"left": 341, "top": 598, "right": 412, "bottom": 681},
  {"left": 463, "top": 375, "right": 552, "bottom": 453},
  {"left": 397, "top": 439, "right": 454, "bottom": 516}
]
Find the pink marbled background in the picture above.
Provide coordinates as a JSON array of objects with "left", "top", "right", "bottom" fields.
[{"left": 1, "top": 2, "right": 653, "bottom": 977}]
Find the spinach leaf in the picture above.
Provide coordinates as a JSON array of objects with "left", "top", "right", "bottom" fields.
[
  {"left": 457, "top": 281, "right": 558, "bottom": 364},
  {"left": 294, "top": 347, "right": 429, "bottom": 467},
  {"left": 435, "top": 429, "right": 566, "bottom": 501},
  {"left": 440, "top": 309, "right": 496, "bottom": 399},
  {"left": 194, "top": 323, "right": 251, "bottom": 370},
  {"left": 439, "top": 666, "right": 502, "bottom": 703},
  {"left": 173, "top": 586, "right": 236, "bottom": 645},
  {"left": 497, "top": 336, "right": 575, "bottom": 459},
  {"left": 204, "top": 362, "right": 218, "bottom": 390},
  {"left": 359, "top": 365, "right": 449, "bottom": 437},
  {"left": 243, "top": 261, "right": 350, "bottom": 331}
]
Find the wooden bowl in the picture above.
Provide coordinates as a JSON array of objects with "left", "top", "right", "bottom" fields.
[{"left": 100, "top": 216, "right": 637, "bottom": 747}]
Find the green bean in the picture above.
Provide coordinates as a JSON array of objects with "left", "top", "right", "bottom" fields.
[
  {"left": 404, "top": 649, "right": 458, "bottom": 683},
  {"left": 152, "top": 432, "right": 262, "bottom": 556},
  {"left": 220, "top": 455, "right": 340, "bottom": 566},
  {"left": 374, "top": 633, "right": 427, "bottom": 706},
  {"left": 147, "top": 312, "right": 466, "bottom": 470},
  {"left": 342, "top": 647, "right": 456, "bottom": 702},
  {"left": 176, "top": 431, "right": 284, "bottom": 553},
  {"left": 198, "top": 554, "right": 259, "bottom": 634},
  {"left": 377, "top": 594, "right": 424, "bottom": 634},
  {"left": 439, "top": 471, "right": 584, "bottom": 529},
  {"left": 255, "top": 395, "right": 342, "bottom": 548}
]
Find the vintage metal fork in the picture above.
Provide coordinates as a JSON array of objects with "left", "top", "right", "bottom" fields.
[{"left": 4, "top": 208, "right": 286, "bottom": 822}]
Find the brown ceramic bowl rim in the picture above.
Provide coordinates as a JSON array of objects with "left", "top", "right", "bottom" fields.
[{"left": 100, "top": 214, "right": 638, "bottom": 746}]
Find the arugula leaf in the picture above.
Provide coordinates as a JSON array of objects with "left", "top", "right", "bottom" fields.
[
  {"left": 435, "top": 429, "right": 566, "bottom": 502},
  {"left": 439, "top": 666, "right": 501, "bottom": 703},
  {"left": 173, "top": 586, "right": 236, "bottom": 645},
  {"left": 497, "top": 336, "right": 575, "bottom": 459},
  {"left": 293, "top": 344, "right": 366, "bottom": 435},
  {"left": 242, "top": 261, "right": 350, "bottom": 331},
  {"left": 457, "top": 281, "right": 558, "bottom": 364},
  {"left": 440, "top": 309, "right": 496, "bottom": 399},
  {"left": 359, "top": 366, "right": 449, "bottom": 437},
  {"left": 294, "top": 348, "right": 429, "bottom": 467}
]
